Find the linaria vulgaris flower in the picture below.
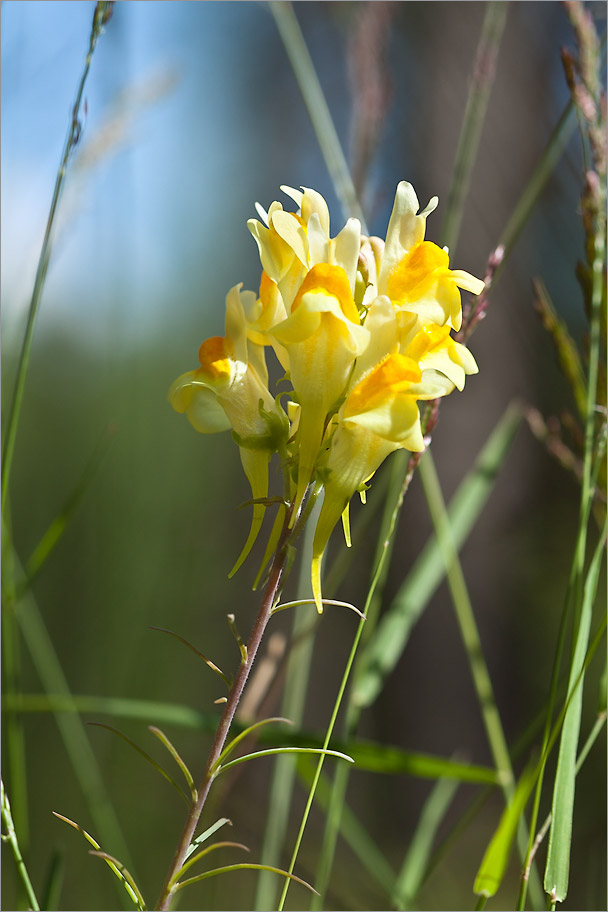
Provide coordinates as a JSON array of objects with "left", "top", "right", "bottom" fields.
[{"left": 170, "top": 182, "right": 484, "bottom": 610}]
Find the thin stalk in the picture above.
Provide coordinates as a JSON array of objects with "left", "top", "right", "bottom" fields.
[
  {"left": 1, "top": 779, "right": 40, "bottom": 911},
  {"left": 282, "top": 452, "right": 422, "bottom": 910},
  {"left": 254, "top": 504, "right": 319, "bottom": 911},
  {"left": 154, "top": 506, "right": 294, "bottom": 911},
  {"left": 310, "top": 449, "right": 413, "bottom": 909},
  {"left": 1, "top": 1, "right": 112, "bottom": 517},
  {"left": 269, "top": 1, "right": 368, "bottom": 232},
  {"left": 418, "top": 452, "right": 512, "bottom": 784},
  {"left": 440, "top": 1, "right": 509, "bottom": 253},
  {"left": 418, "top": 452, "right": 543, "bottom": 907}
]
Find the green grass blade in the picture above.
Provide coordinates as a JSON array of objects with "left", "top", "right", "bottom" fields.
[
  {"left": 1, "top": 2, "right": 112, "bottom": 516},
  {"left": 354, "top": 402, "right": 522, "bottom": 708},
  {"left": 9, "top": 553, "right": 136, "bottom": 907},
  {"left": 1, "top": 779, "right": 40, "bottom": 911},
  {"left": 496, "top": 100, "right": 576, "bottom": 278},
  {"left": 3, "top": 691, "right": 500, "bottom": 784},
  {"left": 269, "top": 1, "right": 367, "bottom": 231},
  {"left": 296, "top": 756, "right": 396, "bottom": 896},
  {"left": 393, "top": 776, "right": 459, "bottom": 910},
  {"left": 544, "top": 522, "right": 607, "bottom": 902},
  {"left": 417, "top": 450, "right": 513, "bottom": 783},
  {"left": 22, "top": 426, "right": 114, "bottom": 588},
  {"left": 40, "top": 847, "right": 64, "bottom": 912},
  {"left": 473, "top": 760, "right": 537, "bottom": 899},
  {"left": 440, "top": 1, "right": 509, "bottom": 253}
]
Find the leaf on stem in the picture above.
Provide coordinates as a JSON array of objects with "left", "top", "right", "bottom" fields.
[
  {"left": 89, "top": 852, "right": 147, "bottom": 911},
  {"left": 148, "top": 726, "right": 196, "bottom": 803},
  {"left": 272, "top": 597, "right": 366, "bottom": 619},
  {"left": 148, "top": 627, "right": 231, "bottom": 688},
  {"left": 172, "top": 841, "right": 250, "bottom": 884},
  {"left": 227, "top": 613, "right": 248, "bottom": 664},
  {"left": 87, "top": 722, "right": 190, "bottom": 805},
  {"left": 214, "top": 747, "right": 354, "bottom": 778},
  {"left": 173, "top": 862, "right": 319, "bottom": 896},
  {"left": 214, "top": 716, "right": 292, "bottom": 770},
  {"left": 183, "top": 818, "right": 232, "bottom": 861},
  {"left": 52, "top": 812, "right": 145, "bottom": 910}
]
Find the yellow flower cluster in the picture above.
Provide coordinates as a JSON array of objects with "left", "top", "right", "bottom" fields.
[{"left": 170, "top": 182, "right": 484, "bottom": 610}]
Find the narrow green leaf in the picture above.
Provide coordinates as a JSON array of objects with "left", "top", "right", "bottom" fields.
[
  {"left": 393, "top": 776, "right": 459, "bottom": 910},
  {"left": 52, "top": 813, "right": 143, "bottom": 910},
  {"left": 87, "top": 723, "right": 189, "bottom": 805},
  {"left": 544, "top": 523, "right": 607, "bottom": 902},
  {"left": 184, "top": 818, "right": 232, "bottom": 861},
  {"left": 40, "top": 847, "right": 64, "bottom": 912},
  {"left": 148, "top": 627, "right": 231, "bottom": 687},
  {"left": 215, "top": 717, "right": 292, "bottom": 769},
  {"left": 272, "top": 597, "right": 366, "bottom": 619},
  {"left": 174, "top": 863, "right": 318, "bottom": 896},
  {"left": 88, "top": 852, "right": 146, "bottom": 911},
  {"left": 344, "top": 740, "right": 499, "bottom": 785},
  {"left": 473, "top": 760, "right": 537, "bottom": 898},
  {"left": 354, "top": 403, "right": 522, "bottom": 708},
  {"left": 148, "top": 726, "right": 196, "bottom": 802},
  {"left": 173, "top": 841, "right": 249, "bottom": 883},
  {"left": 215, "top": 747, "right": 354, "bottom": 777}
]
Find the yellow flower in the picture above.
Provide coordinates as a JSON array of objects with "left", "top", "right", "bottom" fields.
[
  {"left": 169, "top": 284, "right": 288, "bottom": 575},
  {"left": 378, "top": 182, "right": 485, "bottom": 330},
  {"left": 269, "top": 262, "right": 370, "bottom": 521},
  {"left": 248, "top": 186, "right": 361, "bottom": 312},
  {"left": 309, "top": 296, "right": 478, "bottom": 611}
]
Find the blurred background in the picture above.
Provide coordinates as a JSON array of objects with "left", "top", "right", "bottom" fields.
[{"left": 2, "top": 2, "right": 606, "bottom": 910}]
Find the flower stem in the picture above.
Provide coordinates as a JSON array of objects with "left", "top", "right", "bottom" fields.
[{"left": 154, "top": 505, "right": 294, "bottom": 911}]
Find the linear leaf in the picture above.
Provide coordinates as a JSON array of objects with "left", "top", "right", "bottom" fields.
[
  {"left": 88, "top": 852, "right": 146, "bottom": 911},
  {"left": 544, "top": 523, "right": 607, "bottom": 902},
  {"left": 473, "top": 761, "right": 537, "bottom": 898},
  {"left": 215, "top": 747, "right": 354, "bottom": 777},
  {"left": 174, "top": 863, "right": 318, "bottom": 896},
  {"left": 52, "top": 813, "right": 144, "bottom": 910},
  {"left": 354, "top": 403, "right": 522, "bottom": 708},
  {"left": 148, "top": 726, "right": 196, "bottom": 802},
  {"left": 173, "top": 841, "right": 249, "bottom": 883},
  {"left": 215, "top": 716, "right": 292, "bottom": 769},
  {"left": 88, "top": 723, "right": 189, "bottom": 805},
  {"left": 148, "top": 627, "right": 231, "bottom": 687},
  {"left": 184, "top": 818, "right": 232, "bottom": 861}
]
